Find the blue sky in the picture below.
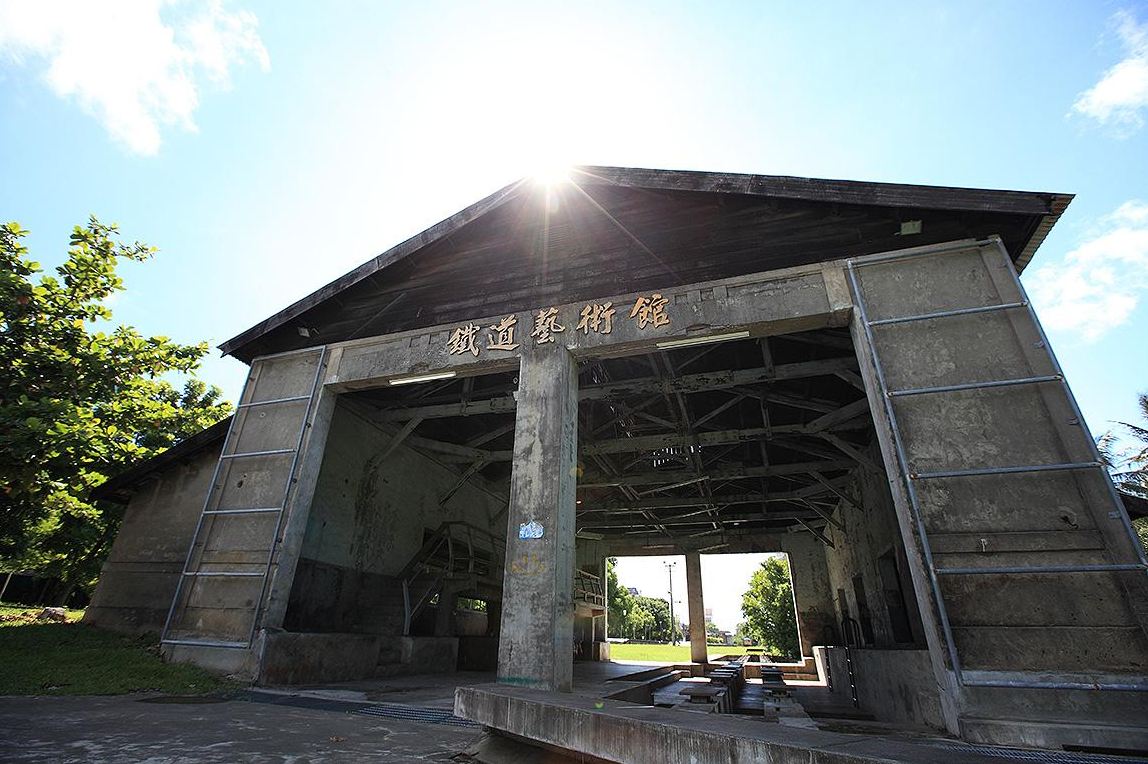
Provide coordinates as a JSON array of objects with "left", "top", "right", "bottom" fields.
[{"left": 3, "top": 2, "right": 1147, "bottom": 627}]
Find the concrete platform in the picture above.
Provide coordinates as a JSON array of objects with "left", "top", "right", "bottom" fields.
[
  {"left": 192, "top": 662, "right": 1147, "bottom": 763},
  {"left": 455, "top": 682, "right": 1144, "bottom": 764}
]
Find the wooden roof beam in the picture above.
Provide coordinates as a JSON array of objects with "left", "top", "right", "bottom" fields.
[
  {"left": 372, "top": 357, "right": 859, "bottom": 422},
  {"left": 579, "top": 510, "right": 826, "bottom": 530},
  {"left": 578, "top": 458, "right": 855, "bottom": 489}
]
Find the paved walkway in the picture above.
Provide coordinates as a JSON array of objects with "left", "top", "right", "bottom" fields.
[
  {"left": 0, "top": 693, "right": 482, "bottom": 763},
  {"left": 0, "top": 663, "right": 649, "bottom": 763}
]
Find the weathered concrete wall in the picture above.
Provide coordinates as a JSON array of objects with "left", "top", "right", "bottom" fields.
[
  {"left": 283, "top": 401, "right": 506, "bottom": 634},
  {"left": 84, "top": 444, "right": 220, "bottom": 634},
  {"left": 261, "top": 632, "right": 382, "bottom": 685},
  {"left": 850, "top": 240, "right": 1148, "bottom": 746},
  {"left": 815, "top": 646, "right": 945, "bottom": 730},
  {"left": 159, "top": 348, "right": 334, "bottom": 652},
  {"left": 302, "top": 402, "right": 506, "bottom": 577},
  {"left": 822, "top": 445, "right": 926, "bottom": 650},
  {"left": 855, "top": 244, "right": 1148, "bottom": 674},
  {"left": 780, "top": 537, "right": 836, "bottom": 660}
]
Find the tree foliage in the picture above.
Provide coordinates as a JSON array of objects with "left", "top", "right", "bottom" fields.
[
  {"left": 605, "top": 557, "right": 632, "bottom": 638},
  {"left": 632, "top": 595, "right": 673, "bottom": 641},
  {"left": 740, "top": 556, "right": 800, "bottom": 657},
  {"left": 605, "top": 558, "right": 675, "bottom": 641},
  {"left": 0, "top": 218, "right": 232, "bottom": 600},
  {"left": 1098, "top": 392, "right": 1148, "bottom": 553}
]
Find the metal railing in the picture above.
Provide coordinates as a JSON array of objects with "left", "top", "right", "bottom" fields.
[
  {"left": 399, "top": 521, "right": 504, "bottom": 635},
  {"left": 574, "top": 569, "right": 606, "bottom": 607}
]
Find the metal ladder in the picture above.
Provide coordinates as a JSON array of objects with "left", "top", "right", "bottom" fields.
[
  {"left": 846, "top": 238, "right": 1148, "bottom": 691},
  {"left": 161, "top": 346, "right": 328, "bottom": 650}
]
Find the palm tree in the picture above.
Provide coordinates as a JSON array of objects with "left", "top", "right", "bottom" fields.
[
  {"left": 1099, "top": 392, "right": 1148, "bottom": 552},
  {"left": 1099, "top": 393, "right": 1148, "bottom": 497}
]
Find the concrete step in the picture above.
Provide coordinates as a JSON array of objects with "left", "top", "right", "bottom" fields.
[{"left": 958, "top": 715, "right": 1148, "bottom": 754}]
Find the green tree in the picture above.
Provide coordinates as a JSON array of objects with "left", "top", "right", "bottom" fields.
[
  {"left": 740, "top": 556, "right": 800, "bottom": 657},
  {"left": 1098, "top": 392, "right": 1148, "bottom": 552},
  {"left": 0, "top": 218, "right": 232, "bottom": 602},
  {"left": 628, "top": 604, "right": 653, "bottom": 640},
  {"left": 604, "top": 558, "right": 675, "bottom": 641},
  {"left": 605, "top": 557, "right": 634, "bottom": 638},
  {"left": 632, "top": 595, "right": 672, "bottom": 642}
]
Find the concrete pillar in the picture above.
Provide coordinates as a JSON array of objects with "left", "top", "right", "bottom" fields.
[
  {"left": 685, "top": 552, "right": 708, "bottom": 663},
  {"left": 497, "top": 347, "right": 579, "bottom": 692}
]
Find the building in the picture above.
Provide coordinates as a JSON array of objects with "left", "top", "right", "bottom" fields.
[{"left": 87, "top": 166, "right": 1148, "bottom": 753}]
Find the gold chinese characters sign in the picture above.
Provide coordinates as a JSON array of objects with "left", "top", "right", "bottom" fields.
[{"left": 446, "top": 294, "right": 670, "bottom": 357}]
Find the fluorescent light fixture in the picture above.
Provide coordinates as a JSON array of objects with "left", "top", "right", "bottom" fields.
[
  {"left": 656, "top": 330, "right": 750, "bottom": 351},
  {"left": 388, "top": 370, "right": 457, "bottom": 386}
]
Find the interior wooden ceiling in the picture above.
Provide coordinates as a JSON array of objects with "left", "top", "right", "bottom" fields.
[{"left": 347, "top": 328, "right": 870, "bottom": 547}]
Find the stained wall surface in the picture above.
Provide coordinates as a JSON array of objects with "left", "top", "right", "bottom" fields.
[
  {"left": 822, "top": 445, "right": 926, "bottom": 650},
  {"left": 283, "top": 400, "right": 507, "bottom": 635},
  {"left": 84, "top": 444, "right": 221, "bottom": 634}
]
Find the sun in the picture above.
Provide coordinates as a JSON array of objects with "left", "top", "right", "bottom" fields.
[{"left": 530, "top": 162, "right": 573, "bottom": 186}]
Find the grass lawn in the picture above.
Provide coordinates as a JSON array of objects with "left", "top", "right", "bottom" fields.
[
  {"left": 609, "top": 642, "right": 769, "bottom": 662},
  {"left": 0, "top": 603, "right": 231, "bottom": 696}
]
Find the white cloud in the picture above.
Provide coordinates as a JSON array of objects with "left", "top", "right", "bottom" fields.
[
  {"left": 1028, "top": 201, "right": 1148, "bottom": 341},
  {"left": 0, "top": 0, "right": 268, "bottom": 155},
  {"left": 1071, "top": 10, "right": 1148, "bottom": 131}
]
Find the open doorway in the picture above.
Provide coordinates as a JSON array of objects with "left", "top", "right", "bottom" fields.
[
  {"left": 574, "top": 327, "right": 925, "bottom": 669},
  {"left": 279, "top": 369, "right": 517, "bottom": 679},
  {"left": 604, "top": 552, "right": 804, "bottom": 665}
]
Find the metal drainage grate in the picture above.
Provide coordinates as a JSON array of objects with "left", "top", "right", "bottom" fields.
[
  {"left": 355, "top": 703, "right": 481, "bottom": 728},
  {"left": 931, "top": 743, "right": 1148, "bottom": 764}
]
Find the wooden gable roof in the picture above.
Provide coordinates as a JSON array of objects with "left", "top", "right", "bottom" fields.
[{"left": 220, "top": 166, "right": 1071, "bottom": 362}]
